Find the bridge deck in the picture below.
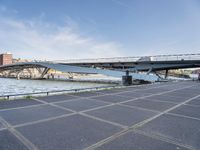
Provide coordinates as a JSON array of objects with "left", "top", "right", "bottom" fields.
[{"left": 0, "top": 81, "right": 200, "bottom": 150}]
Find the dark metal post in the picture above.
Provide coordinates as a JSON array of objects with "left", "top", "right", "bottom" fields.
[
  {"left": 165, "top": 70, "right": 168, "bottom": 79},
  {"left": 122, "top": 70, "right": 132, "bottom": 86},
  {"left": 126, "top": 70, "right": 129, "bottom": 76}
]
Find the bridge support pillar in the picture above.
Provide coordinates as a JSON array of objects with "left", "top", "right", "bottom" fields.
[
  {"left": 147, "top": 67, "right": 153, "bottom": 75},
  {"left": 41, "top": 68, "right": 50, "bottom": 78},
  {"left": 122, "top": 70, "right": 132, "bottom": 86},
  {"left": 165, "top": 70, "right": 169, "bottom": 79},
  {"left": 16, "top": 74, "right": 20, "bottom": 80}
]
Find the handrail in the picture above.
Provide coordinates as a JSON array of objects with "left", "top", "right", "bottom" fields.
[
  {"left": 0, "top": 85, "right": 117, "bottom": 100},
  {"left": 50, "top": 53, "right": 200, "bottom": 64}
]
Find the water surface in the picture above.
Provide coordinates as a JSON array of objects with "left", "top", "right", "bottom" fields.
[{"left": 0, "top": 78, "right": 109, "bottom": 96}]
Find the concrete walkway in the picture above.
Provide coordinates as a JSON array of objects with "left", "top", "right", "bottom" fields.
[{"left": 0, "top": 81, "right": 199, "bottom": 150}]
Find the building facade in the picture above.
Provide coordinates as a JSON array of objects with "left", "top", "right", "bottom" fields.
[{"left": 0, "top": 53, "right": 13, "bottom": 65}]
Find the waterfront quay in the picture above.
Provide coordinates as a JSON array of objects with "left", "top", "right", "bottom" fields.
[{"left": 0, "top": 81, "right": 200, "bottom": 150}]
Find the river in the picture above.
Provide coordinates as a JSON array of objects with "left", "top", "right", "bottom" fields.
[{"left": 0, "top": 78, "right": 110, "bottom": 96}]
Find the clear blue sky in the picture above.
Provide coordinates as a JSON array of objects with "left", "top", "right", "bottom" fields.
[{"left": 0, "top": 0, "right": 200, "bottom": 60}]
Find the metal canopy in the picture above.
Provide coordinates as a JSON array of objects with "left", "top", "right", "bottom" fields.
[{"left": 0, "top": 62, "right": 125, "bottom": 77}]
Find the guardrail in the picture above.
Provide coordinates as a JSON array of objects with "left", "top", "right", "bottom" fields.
[
  {"left": 0, "top": 85, "right": 117, "bottom": 100},
  {"left": 51, "top": 53, "right": 200, "bottom": 63}
]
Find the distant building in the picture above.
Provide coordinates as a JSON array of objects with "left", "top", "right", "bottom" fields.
[
  {"left": 0, "top": 53, "right": 13, "bottom": 65},
  {"left": 12, "top": 58, "right": 31, "bottom": 63}
]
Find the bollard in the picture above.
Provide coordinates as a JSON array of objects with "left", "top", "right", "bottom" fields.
[{"left": 122, "top": 70, "right": 132, "bottom": 86}]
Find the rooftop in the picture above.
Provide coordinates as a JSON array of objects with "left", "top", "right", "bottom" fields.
[{"left": 0, "top": 81, "right": 199, "bottom": 150}]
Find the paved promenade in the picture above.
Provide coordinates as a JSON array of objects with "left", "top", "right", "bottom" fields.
[{"left": 0, "top": 81, "right": 200, "bottom": 150}]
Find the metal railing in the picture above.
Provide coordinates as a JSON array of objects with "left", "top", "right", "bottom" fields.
[
  {"left": 0, "top": 85, "right": 117, "bottom": 100},
  {"left": 51, "top": 53, "right": 200, "bottom": 64}
]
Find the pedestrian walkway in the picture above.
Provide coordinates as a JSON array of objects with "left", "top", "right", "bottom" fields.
[{"left": 0, "top": 81, "right": 199, "bottom": 150}]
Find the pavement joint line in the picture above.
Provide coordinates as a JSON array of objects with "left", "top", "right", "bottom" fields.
[
  {"left": 12, "top": 103, "right": 125, "bottom": 130},
  {"left": 108, "top": 92, "right": 139, "bottom": 98},
  {"left": 166, "top": 112, "right": 200, "bottom": 121},
  {"left": 51, "top": 97, "right": 111, "bottom": 106},
  {"left": 134, "top": 91, "right": 163, "bottom": 95},
  {"left": 23, "top": 99, "right": 129, "bottom": 130},
  {"left": 112, "top": 93, "right": 155, "bottom": 99},
  {"left": 47, "top": 85, "right": 186, "bottom": 108},
  {"left": 117, "top": 84, "right": 197, "bottom": 105},
  {"left": 35, "top": 87, "right": 177, "bottom": 114},
  {"left": 88, "top": 97, "right": 133, "bottom": 104},
  {"left": 117, "top": 103, "right": 160, "bottom": 113},
  {"left": 43, "top": 93, "right": 79, "bottom": 98},
  {"left": 51, "top": 97, "right": 87, "bottom": 104},
  {"left": 0, "top": 127, "right": 7, "bottom": 131},
  {"left": 83, "top": 123, "right": 143, "bottom": 150},
  {"left": 80, "top": 103, "right": 115, "bottom": 113},
  {"left": 33, "top": 97, "right": 115, "bottom": 115},
  {"left": 0, "top": 83, "right": 196, "bottom": 133},
  {"left": 87, "top": 84, "right": 200, "bottom": 149},
  {"left": 73, "top": 83, "right": 177, "bottom": 99},
  {"left": 139, "top": 97, "right": 181, "bottom": 104},
  {"left": 84, "top": 98, "right": 113, "bottom": 105},
  {"left": 0, "top": 103, "right": 47, "bottom": 112},
  {"left": 55, "top": 98, "right": 114, "bottom": 113},
  {"left": 134, "top": 130, "right": 195, "bottom": 150},
  {"left": 13, "top": 106, "right": 127, "bottom": 130},
  {"left": 23, "top": 98, "right": 128, "bottom": 129},
  {"left": 0, "top": 82, "right": 185, "bottom": 112},
  {"left": 0, "top": 81, "right": 197, "bottom": 149},
  {"left": 0, "top": 97, "right": 81, "bottom": 112},
  {"left": 60, "top": 93, "right": 85, "bottom": 98},
  {"left": 100, "top": 83, "right": 173, "bottom": 94},
  {"left": 183, "top": 103, "right": 200, "bottom": 108},
  {"left": 68, "top": 91, "right": 106, "bottom": 98},
  {"left": 148, "top": 93, "right": 192, "bottom": 99},
  {"left": 149, "top": 95, "right": 198, "bottom": 104},
  {"left": 13, "top": 113, "right": 76, "bottom": 128},
  {"left": 0, "top": 116, "right": 38, "bottom": 150},
  {"left": 79, "top": 113, "right": 128, "bottom": 129},
  {"left": 84, "top": 84, "right": 199, "bottom": 150},
  {"left": 32, "top": 98, "right": 77, "bottom": 113},
  {"left": 0, "top": 97, "right": 92, "bottom": 113},
  {"left": 165, "top": 94, "right": 197, "bottom": 99},
  {"left": 0, "top": 82, "right": 194, "bottom": 144},
  {"left": 87, "top": 93, "right": 135, "bottom": 100},
  {"left": 82, "top": 86, "right": 198, "bottom": 118},
  {"left": 126, "top": 83, "right": 167, "bottom": 90},
  {"left": 95, "top": 82, "right": 158, "bottom": 93},
  {"left": 22, "top": 83, "right": 198, "bottom": 130},
  {"left": 128, "top": 97, "right": 179, "bottom": 105},
  {"left": 86, "top": 85, "right": 193, "bottom": 107}
]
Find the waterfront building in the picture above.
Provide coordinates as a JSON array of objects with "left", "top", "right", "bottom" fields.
[{"left": 0, "top": 52, "right": 13, "bottom": 65}]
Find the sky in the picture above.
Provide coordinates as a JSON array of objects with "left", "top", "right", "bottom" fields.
[{"left": 0, "top": 0, "right": 200, "bottom": 60}]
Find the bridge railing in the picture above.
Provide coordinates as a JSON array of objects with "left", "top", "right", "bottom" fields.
[
  {"left": 51, "top": 53, "right": 200, "bottom": 64},
  {"left": 151, "top": 54, "right": 200, "bottom": 61}
]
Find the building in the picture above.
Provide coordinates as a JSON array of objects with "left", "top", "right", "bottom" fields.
[{"left": 0, "top": 53, "right": 13, "bottom": 65}]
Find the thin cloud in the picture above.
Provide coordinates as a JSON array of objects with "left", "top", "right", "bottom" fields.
[
  {"left": 111, "top": 0, "right": 129, "bottom": 8},
  {"left": 0, "top": 15, "right": 123, "bottom": 60},
  {"left": 0, "top": 4, "right": 18, "bottom": 14},
  {"left": 0, "top": 5, "right": 7, "bottom": 12}
]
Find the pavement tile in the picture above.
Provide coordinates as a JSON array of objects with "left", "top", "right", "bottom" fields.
[
  {"left": 0, "top": 105, "right": 72, "bottom": 125},
  {"left": 17, "top": 114, "right": 122, "bottom": 150},
  {"left": 85, "top": 105, "right": 157, "bottom": 126},
  {"left": 138, "top": 114, "right": 200, "bottom": 149},
  {"left": 0, "top": 130, "right": 28, "bottom": 150}
]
